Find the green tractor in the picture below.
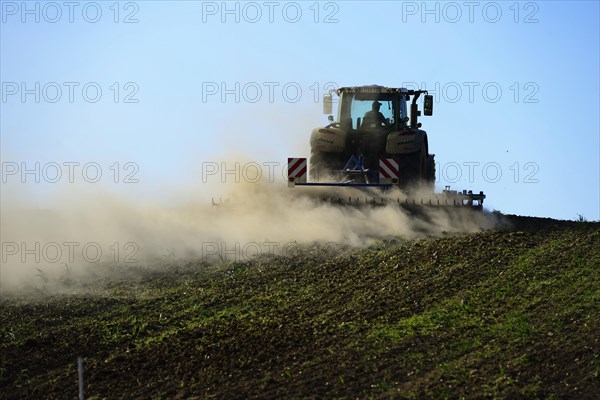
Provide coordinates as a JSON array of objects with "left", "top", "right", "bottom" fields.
[
  {"left": 309, "top": 85, "right": 435, "bottom": 189},
  {"left": 287, "top": 84, "right": 485, "bottom": 208}
]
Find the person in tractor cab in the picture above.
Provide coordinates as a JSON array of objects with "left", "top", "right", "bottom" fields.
[{"left": 362, "top": 101, "right": 388, "bottom": 128}]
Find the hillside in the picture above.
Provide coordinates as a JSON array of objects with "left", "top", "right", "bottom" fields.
[{"left": 1, "top": 215, "right": 599, "bottom": 399}]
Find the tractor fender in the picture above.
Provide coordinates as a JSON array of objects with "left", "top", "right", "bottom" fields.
[
  {"left": 386, "top": 129, "right": 428, "bottom": 155},
  {"left": 309, "top": 126, "right": 347, "bottom": 153}
]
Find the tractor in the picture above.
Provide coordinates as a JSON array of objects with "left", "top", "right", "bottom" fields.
[
  {"left": 309, "top": 85, "right": 434, "bottom": 188},
  {"left": 287, "top": 84, "right": 485, "bottom": 208}
]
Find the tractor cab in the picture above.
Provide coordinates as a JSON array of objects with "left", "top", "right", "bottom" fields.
[
  {"left": 324, "top": 86, "right": 409, "bottom": 132},
  {"left": 323, "top": 85, "right": 433, "bottom": 131}
]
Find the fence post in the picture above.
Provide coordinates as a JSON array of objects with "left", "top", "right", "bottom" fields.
[{"left": 78, "top": 357, "right": 84, "bottom": 400}]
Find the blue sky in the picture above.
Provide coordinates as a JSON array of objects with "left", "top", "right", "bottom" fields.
[{"left": 1, "top": 0, "right": 599, "bottom": 220}]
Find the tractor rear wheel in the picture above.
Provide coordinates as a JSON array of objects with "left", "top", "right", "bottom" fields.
[
  {"left": 425, "top": 154, "right": 436, "bottom": 189},
  {"left": 397, "top": 146, "right": 427, "bottom": 189},
  {"left": 309, "top": 151, "right": 338, "bottom": 181}
]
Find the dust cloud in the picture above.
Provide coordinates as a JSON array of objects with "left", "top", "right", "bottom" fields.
[{"left": 0, "top": 175, "right": 501, "bottom": 294}]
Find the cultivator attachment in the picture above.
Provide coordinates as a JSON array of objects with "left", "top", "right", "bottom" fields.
[{"left": 288, "top": 157, "right": 486, "bottom": 209}]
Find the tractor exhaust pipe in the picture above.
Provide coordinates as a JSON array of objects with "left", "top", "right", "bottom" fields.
[
  {"left": 410, "top": 102, "right": 419, "bottom": 129},
  {"left": 409, "top": 90, "right": 427, "bottom": 129}
]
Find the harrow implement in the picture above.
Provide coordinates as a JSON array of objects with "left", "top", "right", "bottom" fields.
[{"left": 287, "top": 157, "right": 486, "bottom": 209}]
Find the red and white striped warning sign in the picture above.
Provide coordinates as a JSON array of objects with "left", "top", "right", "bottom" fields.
[
  {"left": 288, "top": 158, "right": 307, "bottom": 180},
  {"left": 379, "top": 158, "right": 399, "bottom": 180}
]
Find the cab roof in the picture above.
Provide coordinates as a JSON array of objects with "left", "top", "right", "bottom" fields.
[{"left": 337, "top": 85, "right": 409, "bottom": 95}]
